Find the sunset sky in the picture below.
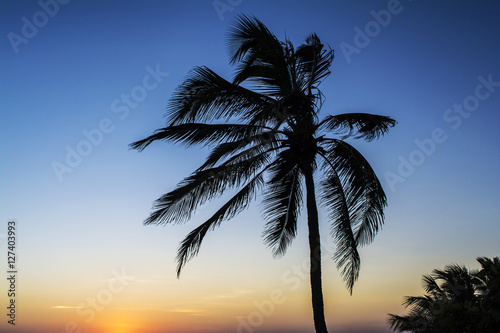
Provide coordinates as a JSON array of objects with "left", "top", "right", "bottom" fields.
[{"left": 1, "top": 1, "right": 499, "bottom": 333}]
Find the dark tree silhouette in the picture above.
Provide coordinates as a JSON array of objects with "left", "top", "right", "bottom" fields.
[
  {"left": 388, "top": 256, "right": 500, "bottom": 332},
  {"left": 131, "top": 15, "right": 395, "bottom": 333}
]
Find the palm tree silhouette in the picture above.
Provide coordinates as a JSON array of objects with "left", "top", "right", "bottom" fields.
[
  {"left": 131, "top": 15, "right": 396, "bottom": 333},
  {"left": 388, "top": 257, "right": 500, "bottom": 332}
]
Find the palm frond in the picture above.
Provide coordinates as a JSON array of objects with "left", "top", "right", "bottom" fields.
[
  {"left": 402, "top": 295, "right": 434, "bottom": 311},
  {"left": 387, "top": 313, "right": 431, "bottom": 332},
  {"left": 262, "top": 161, "right": 302, "bottom": 257},
  {"left": 227, "top": 14, "right": 279, "bottom": 65},
  {"left": 321, "top": 113, "right": 396, "bottom": 141},
  {"left": 167, "top": 66, "right": 273, "bottom": 125},
  {"left": 320, "top": 165, "right": 360, "bottom": 294},
  {"left": 476, "top": 256, "right": 500, "bottom": 292},
  {"left": 387, "top": 314, "right": 410, "bottom": 332},
  {"left": 295, "top": 33, "right": 334, "bottom": 94},
  {"left": 176, "top": 172, "right": 265, "bottom": 276},
  {"left": 227, "top": 14, "right": 293, "bottom": 96},
  {"left": 422, "top": 274, "right": 443, "bottom": 297},
  {"left": 144, "top": 152, "right": 269, "bottom": 226},
  {"left": 246, "top": 99, "right": 293, "bottom": 128},
  {"left": 321, "top": 139, "right": 387, "bottom": 247},
  {"left": 198, "top": 129, "right": 280, "bottom": 170},
  {"left": 431, "top": 264, "right": 478, "bottom": 301},
  {"left": 130, "top": 123, "right": 266, "bottom": 151}
]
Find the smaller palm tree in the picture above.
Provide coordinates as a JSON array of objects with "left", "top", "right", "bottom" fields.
[
  {"left": 388, "top": 256, "right": 500, "bottom": 333},
  {"left": 475, "top": 256, "right": 500, "bottom": 331}
]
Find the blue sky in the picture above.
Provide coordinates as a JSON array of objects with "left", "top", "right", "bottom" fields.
[{"left": 1, "top": 1, "right": 499, "bottom": 333}]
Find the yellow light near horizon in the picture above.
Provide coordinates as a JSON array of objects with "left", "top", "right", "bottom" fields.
[
  {"left": 106, "top": 324, "right": 135, "bottom": 333},
  {"left": 92, "top": 314, "right": 141, "bottom": 333}
]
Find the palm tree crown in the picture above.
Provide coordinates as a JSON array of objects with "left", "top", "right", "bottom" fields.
[{"left": 131, "top": 14, "right": 396, "bottom": 333}]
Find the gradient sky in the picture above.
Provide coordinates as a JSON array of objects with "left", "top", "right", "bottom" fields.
[{"left": 1, "top": 1, "right": 499, "bottom": 333}]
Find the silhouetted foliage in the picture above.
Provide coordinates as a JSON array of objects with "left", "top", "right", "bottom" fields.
[
  {"left": 131, "top": 15, "right": 396, "bottom": 333},
  {"left": 387, "top": 256, "right": 500, "bottom": 332}
]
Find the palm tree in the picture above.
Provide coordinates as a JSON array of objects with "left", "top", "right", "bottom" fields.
[
  {"left": 476, "top": 256, "right": 500, "bottom": 331},
  {"left": 131, "top": 15, "right": 396, "bottom": 333},
  {"left": 387, "top": 257, "right": 500, "bottom": 332},
  {"left": 388, "top": 264, "right": 479, "bottom": 332}
]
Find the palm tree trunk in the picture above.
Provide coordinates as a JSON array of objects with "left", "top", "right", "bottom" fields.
[{"left": 304, "top": 169, "right": 329, "bottom": 333}]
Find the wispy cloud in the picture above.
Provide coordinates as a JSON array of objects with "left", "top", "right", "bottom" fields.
[
  {"left": 50, "top": 305, "right": 83, "bottom": 309},
  {"left": 167, "top": 308, "right": 207, "bottom": 316},
  {"left": 110, "top": 305, "right": 208, "bottom": 316},
  {"left": 205, "top": 288, "right": 256, "bottom": 300}
]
